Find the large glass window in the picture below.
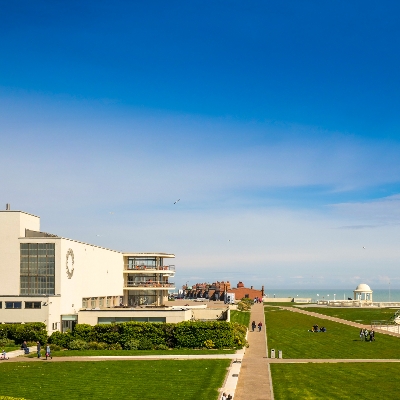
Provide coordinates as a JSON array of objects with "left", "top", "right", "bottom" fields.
[
  {"left": 127, "top": 257, "right": 158, "bottom": 269},
  {"left": 20, "top": 243, "right": 55, "bottom": 295}
]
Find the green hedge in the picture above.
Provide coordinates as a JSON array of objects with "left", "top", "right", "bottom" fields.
[
  {"left": 48, "top": 321, "right": 247, "bottom": 350},
  {"left": 0, "top": 323, "right": 47, "bottom": 345}
]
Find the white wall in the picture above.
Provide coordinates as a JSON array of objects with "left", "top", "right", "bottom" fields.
[
  {"left": 59, "top": 238, "right": 123, "bottom": 315},
  {"left": 0, "top": 211, "right": 40, "bottom": 295}
]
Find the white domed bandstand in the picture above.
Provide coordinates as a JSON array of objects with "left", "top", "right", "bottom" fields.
[{"left": 353, "top": 283, "right": 373, "bottom": 302}]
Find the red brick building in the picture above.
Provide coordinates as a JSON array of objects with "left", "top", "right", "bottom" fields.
[{"left": 183, "top": 281, "right": 264, "bottom": 301}]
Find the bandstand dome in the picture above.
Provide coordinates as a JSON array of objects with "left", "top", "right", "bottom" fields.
[
  {"left": 355, "top": 283, "right": 372, "bottom": 292},
  {"left": 353, "top": 283, "right": 373, "bottom": 301}
]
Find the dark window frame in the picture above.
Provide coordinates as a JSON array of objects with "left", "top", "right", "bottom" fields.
[{"left": 5, "top": 301, "right": 22, "bottom": 309}]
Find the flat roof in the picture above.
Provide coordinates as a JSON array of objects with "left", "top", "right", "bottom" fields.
[
  {"left": 123, "top": 253, "right": 175, "bottom": 258},
  {"left": 0, "top": 210, "right": 40, "bottom": 218}
]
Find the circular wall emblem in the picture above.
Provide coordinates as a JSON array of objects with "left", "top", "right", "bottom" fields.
[{"left": 66, "top": 248, "right": 75, "bottom": 279}]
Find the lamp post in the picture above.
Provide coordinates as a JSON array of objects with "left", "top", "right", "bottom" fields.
[
  {"left": 316, "top": 294, "right": 319, "bottom": 304},
  {"left": 327, "top": 294, "right": 330, "bottom": 303},
  {"left": 333, "top": 293, "right": 336, "bottom": 301}
]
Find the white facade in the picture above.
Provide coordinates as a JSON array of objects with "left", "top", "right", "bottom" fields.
[{"left": 0, "top": 209, "right": 175, "bottom": 332}]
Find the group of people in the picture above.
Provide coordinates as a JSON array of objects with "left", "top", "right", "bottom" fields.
[
  {"left": 309, "top": 324, "right": 326, "bottom": 333},
  {"left": 20, "top": 340, "right": 53, "bottom": 359},
  {"left": 253, "top": 297, "right": 262, "bottom": 304},
  {"left": 360, "top": 328, "right": 375, "bottom": 342},
  {"left": 221, "top": 393, "right": 233, "bottom": 400},
  {"left": 251, "top": 321, "right": 263, "bottom": 332}
]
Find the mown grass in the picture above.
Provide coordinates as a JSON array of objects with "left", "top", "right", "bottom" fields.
[
  {"left": 271, "top": 362, "right": 399, "bottom": 399},
  {"left": 265, "top": 307, "right": 400, "bottom": 359},
  {"left": 26, "top": 348, "right": 235, "bottom": 358},
  {"left": 230, "top": 310, "right": 250, "bottom": 327},
  {"left": 264, "top": 302, "right": 296, "bottom": 307},
  {"left": 0, "top": 360, "right": 230, "bottom": 400},
  {"left": 297, "top": 306, "right": 398, "bottom": 325}
]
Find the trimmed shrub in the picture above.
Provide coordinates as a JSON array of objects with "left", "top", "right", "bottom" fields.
[
  {"left": 154, "top": 344, "right": 169, "bottom": 350},
  {"left": 73, "top": 324, "right": 94, "bottom": 342},
  {"left": 0, "top": 323, "right": 47, "bottom": 345},
  {"left": 174, "top": 321, "right": 235, "bottom": 349},
  {"left": 68, "top": 339, "right": 89, "bottom": 350},
  {"left": 123, "top": 339, "right": 140, "bottom": 350},
  {"left": 48, "top": 331, "right": 72, "bottom": 348},
  {"left": 204, "top": 339, "right": 215, "bottom": 349},
  {"left": 106, "top": 343, "right": 122, "bottom": 350},
  {"left": 138, "top": 338, "right": 153, "bottom": 350}
]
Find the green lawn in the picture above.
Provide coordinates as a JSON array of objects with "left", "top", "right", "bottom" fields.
[
  {"left": 26, "top": 348, "right": 235, "bottom": 358},
  {"left": 265, "top": 307, "right": 400, "bottom": 359},
  {"left": 230, "top": 310, "right": 250, "bottom": 327},
  {"left": 0, "top": 360, "right": 230, "bottom": 400},
  {"left": 264, "top": 302, "right": 297, "bottom": 307},
  {"left": 271, "top": 362, "right": 400, "bottom": 399},
  {"left": 297, "top": 306, "right": 398, "bottom": 325}
]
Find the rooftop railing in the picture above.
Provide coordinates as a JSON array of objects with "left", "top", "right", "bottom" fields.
[
  {"left": 124, "top": 282, "right": 175, "bottom": 288},
  {"left": 124, "top": 265, "right": 175, "bottom": 271}
]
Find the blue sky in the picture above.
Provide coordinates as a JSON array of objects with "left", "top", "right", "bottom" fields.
[{"left": 1, "top": 1, "right": 400, "bottom": 289}]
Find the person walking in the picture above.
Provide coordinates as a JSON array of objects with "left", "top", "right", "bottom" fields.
[
  {"left": 258, "top": 321, "right": 263, "bottom": 332},
  {"left": 251, "top": 321, "right": 256, "bottom": 332},
  {"left": 359, "top": 328, "right": 364, "bottom": 341},
  {"left": 369, "top": 329, "right": 375, "bottom": 342},
  {"left": 36, "top": 341, "right": 41, "bottom": 359},
  {"left": 45, "top": 344, "right": 52, "bottom": 360}
]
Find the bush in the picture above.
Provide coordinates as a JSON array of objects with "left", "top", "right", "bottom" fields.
[
  {"left": 237, "top": 301, "right": 252, "bottom": 311},
  {"left": 154, "top": 344, "right": 169, "bottom": 350},
  {"left": 138, "top": 338, "right": 153, "bottom": 350},
  {"left": 123, "top": 339, "right": 140, "bottom": 350},
  {"left": 107, "top": 343, "right": 122, "bottom": 350},
  {"left": 48, "top": 344, "right": 61, "bottom": 351},
  {"left": 204, "top": 339, "right": 215, "bottom": 349},
  {"left": 175, "top": 321, "right": 235, "bottom": 349},
  {"left": 73, "top": 324, "right": 94, "bottom": 342},
  {"left": 68, "top": 339, "right": 89, "bottom": 350},
  {"left": 48, "top": 331, "right": 72, "bottom": 348},
  {"left": 0, "top": 323, "right": 48, "bottom": 345},
  {"left": 0, "top": 338, "right": 15, "bottom": 347}
]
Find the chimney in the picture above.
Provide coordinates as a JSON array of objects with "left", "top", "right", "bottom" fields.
[
  {"left": 6, "top": 203, "right": 10, "bottom": 210},
  {"left": 251, "top": 286, "right": 253, "bottom": 289},
  {"left": 262, "top": 285, "right": 264, "bottom": 296}
]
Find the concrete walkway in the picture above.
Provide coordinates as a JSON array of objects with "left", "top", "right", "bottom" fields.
[{"left": 234, "top": 303, "right": 273, "bottom": 400}]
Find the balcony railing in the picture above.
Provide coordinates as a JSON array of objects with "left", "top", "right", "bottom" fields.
[
  {"left": 124, "top": 265, "right": 175, "bottom": 271},
  {"left": 124, "top": 282, "right": 175, "bottom": 288}
]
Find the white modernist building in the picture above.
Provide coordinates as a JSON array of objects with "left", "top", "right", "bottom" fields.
[{"left": 0, "top": 208, "right": 176, "bottom": 332}]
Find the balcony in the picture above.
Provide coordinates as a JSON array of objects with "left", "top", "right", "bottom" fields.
[
  {"left": 123, "top": 281, "right": 176, "bottom": 290},
  {"left": 123, "top": 265, "right": 175, "bottom": 274}
]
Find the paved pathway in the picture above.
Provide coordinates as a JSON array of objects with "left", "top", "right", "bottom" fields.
[{"left": 234, "top": 303, "right": 273, "bottom": 400}]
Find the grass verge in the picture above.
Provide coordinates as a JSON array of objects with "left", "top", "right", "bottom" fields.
[
  {"left": 0, "top": 359, "right": 230, "bottom": 400},
  {"left": 265, "top": 307, "right": 400, "bottom": 358},
  {"left": 271, "top": 362, "right": 399, "bottom": 399},
  {"left": 26, "top": 348, "right": 236, "bottom": 358},
  {"left": 296, "top": 306, "right": 398, "bottom": 325},
  {"left": 230, "top": 310, "right": 250, "bottom": 327}
]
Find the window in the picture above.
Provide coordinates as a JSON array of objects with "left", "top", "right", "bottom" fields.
[
  {"left": 91, "top": 298, "right": 96, "bottom": 308},
  {"left": 25, "top": 302, "right": 41, "bottom": 309},
  {"left": 0, "top": 302, "right": 2, "bottom": 309},
  {"left": 99, "top": 297, "right": 104, "bottom": 307},
  {"left": 52, "top": 322, "right": 58, "bottom": 330},
  {"left": 106, "top": 297, "right": 111, "bottom": 307},
  {"left": 82, "top": 298, "right": 89, "bottom": 308},
  {"left": 5, "top": 302, "right": 22, "bottom": 309},
  {"left": 20, "top": 243, "right": 55, "bottom": 295}
]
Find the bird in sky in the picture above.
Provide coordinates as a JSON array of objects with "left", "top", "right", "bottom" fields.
[
  {"left": 109, "top": 212, "right": 114, "bottom": 214},
  {"left": 96, "top": 234, "right": 102, "bottom": 237},
  {"left": 363, "top": 246, "right": 366, "bottom": 249},
  {"left": 174, "top": 199, "right": 180, "bottom": 204}
]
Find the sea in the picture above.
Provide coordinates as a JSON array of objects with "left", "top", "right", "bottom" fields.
[{"left": 263, "top": 289, "right": 400, "bottom": 303}]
